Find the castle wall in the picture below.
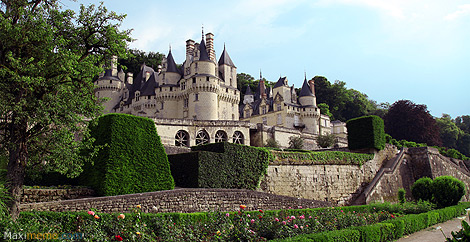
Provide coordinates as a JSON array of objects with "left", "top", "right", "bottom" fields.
[{"left": 257, "top": 145, "right": 396, "bottom": 205}]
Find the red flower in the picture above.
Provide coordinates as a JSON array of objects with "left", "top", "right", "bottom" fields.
[{"left": 115, "top": 235, "right": 123, "bottom": 241}]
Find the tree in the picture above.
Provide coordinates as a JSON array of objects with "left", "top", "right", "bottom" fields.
[
  {"left": 0, "top": 1, "right": 131, "bottom": 219},
  {"left": 436, "top": 114, "right": 463, "bottom": 149},
  {"left": 317, "top": 103, "right": 333, "bottom": 119},
  {"left": 119, "top": 49, "right": 164, "bottom": 76},
  {"left": 455, "top": 115, "right": 470, "bottom": 134},
  {"left": 384, "top": 100, "right": 442, "bottom": 146}
]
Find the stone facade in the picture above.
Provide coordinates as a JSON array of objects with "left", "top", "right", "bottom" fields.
[
  {"left": 94, "top": 31, "right": 347, "bottom": 149},
  {"left": 19, "top": 188, "right": 330, "bottom": 213}
]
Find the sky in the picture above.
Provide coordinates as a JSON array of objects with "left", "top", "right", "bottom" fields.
[{"left": 65, "top": 0, "right": 470, "bottom": 118}]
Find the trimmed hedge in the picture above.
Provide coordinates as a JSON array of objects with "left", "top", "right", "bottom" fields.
[
  {"left": 79, "top": 114, "right": 174, "bottom": 196},
  {"left": 272, "top": 150, "right": 374, "bottom": 166},
  {"left": 347, "top": 115, "right": 386, "bottom": 151},
  {"left": 272, "top": 229, "right": 361, "bottom": 242},
  {"left": 169, "top": 142, "right": 272, "bottom": 189}
]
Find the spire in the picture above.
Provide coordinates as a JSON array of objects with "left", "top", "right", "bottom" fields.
[
  {"left": 166, "top": 48, "right": 179, "bottom": 73},
  {"left": 198, "top": 36, "right": 210, "bottom": 61},
  {"left": 218, "top": 44, "right": 236, "bottom": 67}
]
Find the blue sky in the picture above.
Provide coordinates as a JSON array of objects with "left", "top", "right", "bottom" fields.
[{"left": 65, "top": 0, "right": 470, "bottom": 118}]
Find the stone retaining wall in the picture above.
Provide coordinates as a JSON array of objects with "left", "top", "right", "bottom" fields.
[
  {"left": 21, "top": 188, "right": 95, "bottom": 203},
  {"left": 19, "top": 188, "right": 330, "bottom": 213}
]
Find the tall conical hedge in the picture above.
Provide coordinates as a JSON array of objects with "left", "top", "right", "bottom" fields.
[{"left": 80, "top": 113, "right": 174, "bottom": 196}]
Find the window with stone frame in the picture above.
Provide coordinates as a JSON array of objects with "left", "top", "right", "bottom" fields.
[
  {"left": 184, "top": 98, "right": 189, "bottom": 108},
  {"left": 181, "top": 81, "right": 186, "bottom": 90},
  {"left": 277, "top": 103, "right": 282, "bottom": 111},
  {"left": 195, "top": 93, "right": 199, "bottom": 101},
  {"left": 262, "top": 106, "right": 267, "bottom": 114}
]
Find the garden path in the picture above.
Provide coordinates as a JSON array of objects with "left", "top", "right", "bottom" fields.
[{"left": 396, "top": 215, "right": 470, "bottom": 242}]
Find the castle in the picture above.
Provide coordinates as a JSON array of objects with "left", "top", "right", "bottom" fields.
[{"left": 94, "top": 31, "right": 347, "bottom": 149}]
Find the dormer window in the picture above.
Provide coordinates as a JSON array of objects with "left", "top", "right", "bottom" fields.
[
  {"left": 181, "top": 81, "right": 186, "bottom": 90},
  {"left": 135, "top": 91, "right": 140, "bottom": 102},
  {"left": 277, "top": 104, "right": 281, "bottom": 111}
]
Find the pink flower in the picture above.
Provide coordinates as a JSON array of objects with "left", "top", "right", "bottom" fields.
[
  {"left": 309, "top": 216, "right": 312, "bottom": 219},
  {"left": 226, "top": 213, "right": 230, "bottom": 217},
  {"left": 299, "top": 215, "right": 305, "bottom": 219},
  {"left": 300, "top": 226, "right": 304, "bottom": 229},
  {"left": 87, "top": 211, "right": 95, "bottom": 216},
  {"left": 294, "top": 224, "right": 299, "bottom": 229},
  {"left": 247, "top": 214, "right": 251, "bottom": 217},
  {"left": 291, "top": 216, "right": 296, "bottom": 220},
  {"left": 251, "top": 219, "right": 255, "bottom": 224},
  {"left": 282, "top": 221, "right": 287, "bottom": 225},
  {"left": 298, "top": 206, "right": 302, "bottom": 209},
  {"left": 117, "top": 214, "right": 125, "bottom": 219},
  {"left": 275, "top": 218, "right": 280, "bottom": 222}
]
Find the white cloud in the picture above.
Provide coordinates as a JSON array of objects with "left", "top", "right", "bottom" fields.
[{"left": 444, "top": 4, "right": 470, "bottom": 21}]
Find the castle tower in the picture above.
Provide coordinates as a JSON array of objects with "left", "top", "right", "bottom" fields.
[
  {"left": 218, "top": 44, "right": 237, "bottom": 88},
  {"left": 163, "top": 48, "right": 182, "bottom": 85},
  {"left": 94, "top": 68, "right": 123, "bottom": 113},
  {"left": 273, "top": 76, "right": 292, "bottom": 104},
  {"left": 243, "top": 86, "right": 254, "bottom": 104},
  {"left": 190, "top": 35, "right": 218, "bottom": 120},
  {"left": 298, "top": 77, "right": 315, "bottom": 107}
]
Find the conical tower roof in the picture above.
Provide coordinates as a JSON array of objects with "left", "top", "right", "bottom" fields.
[
  {"left": 299, "top": 78, "right": 314, "bottom": 97},
  {"left": 166, "top": 49, "right": 179, "bottom": 73},
  {"left": 218, "top": 45, "right": 235, "bottom": 67},
  {"left": 199, "top": 38, "right": 210, "bottom": 61}
]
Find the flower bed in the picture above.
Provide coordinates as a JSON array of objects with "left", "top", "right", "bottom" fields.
[{"left": 3, "top": 202, "right": 466, "bottom": 241}]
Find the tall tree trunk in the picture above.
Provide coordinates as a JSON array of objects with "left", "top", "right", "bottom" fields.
[{"left": 6, "top": 122, "right": 28, "bottom": 221}]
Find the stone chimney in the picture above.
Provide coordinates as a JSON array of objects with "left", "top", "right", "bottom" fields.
[
  {"left": 186, "top": 39, "right": 195, "bottom": 60},
  {"left": 126, "top": 73, "right": 133, "bottom": 85},
  {"left": 205, "top": 33, "right": 215, "bottom": 61},
  {"left": 111, "top": 56, "right": 118, "bottom": 76},
  {"left": 308, "top": 79, "right": 315, "bottom": 95}
]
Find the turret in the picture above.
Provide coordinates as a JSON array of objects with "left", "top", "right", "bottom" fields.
[
  {"left": 298, "top": 78, "right": 315, "bottom": 107},
  {"left": 218, "top": 44, "right": 236, "bottom": 87}
]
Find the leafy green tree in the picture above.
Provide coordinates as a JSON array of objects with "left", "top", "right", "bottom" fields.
[
  {"left": 318, "top": 103, "right": 333, "bottom": 119},
  {"left": 384, "top": 100, "right": 442, "bottom": 146},
  {"left": 436, "top": 114, "right": 463, "bottom": 149},
  {"left": 457, "top": 133, "right": 470, "bottom": 157},
  {"left": 455, "top": 115, "right": 470, "bottom": 134},
  {"left": 119, "top": 49, "right": 164, "bottom": 76},
  {"left": 0, "top": 1, "right": 131, "bottom": 219}
]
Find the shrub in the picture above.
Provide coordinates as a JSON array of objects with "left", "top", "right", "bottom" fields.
[
  {"left": 411, "top": 177, "right": 433, "bottom": 202},
  {"left": 288, "top": 136, "right": 304, "bottom": 150},
  {"left": 398, "top": 188, "right": 406, "bottom": 204},
  {"left": 169, "top": 142, "right": 272, "bottom": 189},
  {"left": 432, "top": 176, "right": 466, "bottom": 208},
  {"left": 315, "top": 133, "right": 336, "bottom": 148},
  {"left": 80, "top": 114, "right": 174, "bottom": 196},
  {"left": 0, "top": 182, "right": 10, "bottom": 220},
  {"left": 346, "top": 115, "right": 386, "bottom": 151},
  {"left": 265, "top": 138, "right": 280, "bottom": 149}
]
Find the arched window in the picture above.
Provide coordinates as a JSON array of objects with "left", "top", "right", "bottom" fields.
[
  {"left": 175, "top": 130, "right": 190, "bottom": 147},
  {"left": 232, "top": 131, "right": 244, "bottom": 144},
  {"left": 196, "top": 130, "right": 210, "bottom": 145},
  {"left": 215, "top": 130, "right": 228, "bottom": 143}
]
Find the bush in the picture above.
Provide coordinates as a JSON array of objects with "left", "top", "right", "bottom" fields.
[
  {"left": 169, "top": 142, "right": 272, "bottom": 189},
  {"left": 80, "top": 113, "right": 174, "bottom": 196},
  {"left": 288, "top": 136, "right": 304, "bottom": 150},
  {"left": 346, "top": 115, "right": 386, "bottom": 151},
  {"left": 316, "top": 133, "right": 336, "bottom": 148},
  {"left": 398, "top": 188, "right": 406, "bottom": 204},
  {"left": 432, "top": 176, "right": 466, "bottom": 208},
  {"left": 265, "top": 138, "right": 280, "bottom": 149},
  {"left": 411, "top": 177, "right": 433, "bottom": 202}
]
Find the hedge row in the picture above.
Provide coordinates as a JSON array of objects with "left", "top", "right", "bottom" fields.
[
  {"left": 79, "top": 113, "right": 174, "bottom": 196},
  {"left": 273, "top": 202, "right": 470, "bottom": 242},
  {"left": 169, "top": 142, "right": 272, "bottom": 189},
  {"left": 347, "top": 115, "right": 386, "bottom": 151},
  {"left": 271, "top": 151, "right": 374, "bottom": 166}
]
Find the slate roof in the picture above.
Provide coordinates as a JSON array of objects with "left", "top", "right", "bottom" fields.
[
  {"left": 218, "top": 45, "right": 235, "bottom": 67},
  {"left": 245, "top": 85, "right": 253, "bottom": 95},
  {"left": 198, "top": 38, "right": 210, "bottom": 61},
  {"left": 166, "top": 49, "right": 179, "bottom": 73},
  {"left": 140, "top": 73, "right": 159, "bottom": 96},
  {"left": 273, "top": 77, "right": 287, "bottom": 88},
  {"left": 298, "top": 78, "right": 314, "bottom": 97}
]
